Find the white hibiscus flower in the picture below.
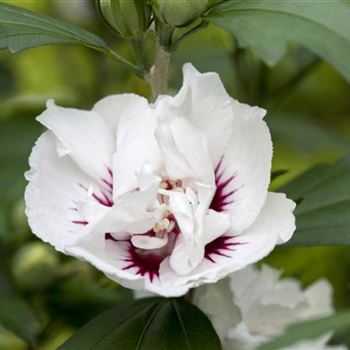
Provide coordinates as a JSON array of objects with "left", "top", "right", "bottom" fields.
[
  {"left": 25, "top": 63, "right": 296, "bottom": 297},
  {"left": 193, "top": 265, "right": 347, "bottom": 350}
]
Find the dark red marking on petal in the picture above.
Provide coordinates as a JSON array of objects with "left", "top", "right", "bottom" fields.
[
  {"left": 105, "top": 233, "right": 172, "bottom": 282},
  {"left": 72, "top": 220, "right": 88, "bottom": 226},
  {"left": 70, "top": 204, "right": 88, "bottom": 225},
  {"left": 210, "top": 157, "right": 236, "bottom": 212},
  {"left": 205, "top": 235, "right": 243, "bottom": 263},
  {"left": 102, "top": 178, "right": 113, "bottom": 192},
  {"left": 79, "top": 183, "right": 114, "bottom": 207},
  {"left": 102, "top": 166, "right": 114, "bottom": 192},
  {"left": 107, "top": 166, "right": 113, "bottom": 179},
  {"left": 92, "top": 190, "right": 114, "bottom": 207},
  {"left": 105, "top": 234, "right": 164, "bottom": 282},
  {"left": 123, "top": 246, "right": 165, "bottom": 283}
]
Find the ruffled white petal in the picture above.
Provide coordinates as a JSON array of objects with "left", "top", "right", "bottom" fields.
[
  {"left": 302, "top": 279, "right": 333, "bottom": 318},
  {"left": 155, "top": 63, "right": 234, "bottom": 164},
  {"left": 93, "top": 94, "right": 149, "bottom": 130},
  {"left": 155, "top": 116, "right": 215, "bottom": 185},
  {"left": 37, "top": 100, "right": 114, "bottom": 183},
  {"left": 75, "top": 191, "right": 110, "bottom": 225},
  {"left": 218, "top": 100, "right": 272, "bottom": 234},
  {"left": 25, "top": 132, "right": 99, "bottom": 252},
  {"left": 203, "top": 209, "right": 231, "bottom": 245},
  {"left": 88, "top": 204, "right": 155, "bottom": 236},
  {"left": 131, "top": 234, "right": 168, "bottom": 250},
  {"left": 113, "top": 101, "right": 162, "bottom": 197},
  {"left": 89, "top": 180, "right": 160, "bottom": 235},
  {"left": 230, "top": 265, "right": 304, "bottom": 311},
  {"left": 166, "top": 189, "right": 205, "bottom": 275}
]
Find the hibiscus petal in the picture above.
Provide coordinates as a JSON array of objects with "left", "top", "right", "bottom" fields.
[
  {"left": 75, "top": 193, "right": 110, "bottom": 225},
  {"left": 165, "top": 190, "right": 203, "bottom": 275},
  {"left": 113, "top": 101, "right": 162, "bottom": 197},
  {"left": 303, "top": 279, "right": 333, "bottom": 317},
  {"left": 86, "top": 173, "right": 160, "bottom": 236},
  {"left": 155, "top": 116, "right": 214, "bottom": 185},
  {"left": 88, "top": 204, "right": 155, "bottom": 236},
  {"left": 214, "top": 100, "right": 272, "bottom": 234},
  {"left": 25, "top": 132, "right": 101, "bottom": 252},
  {"left": 93, "top": 93, "right": 149, "bottom": 130},
  {"left": 232, "top": 265, "right": 304, "bottom": 310},
  {"left": 203, "top": 209, "right": 231, "bottom": 245},
  {"left": 131, "top": 234, "right": 169, "bottom": 250},
  {"left": 37, "top": 100, "right": 114, "bottom": 183},
  {"left": 155, "top": 63, "right": 234, "bottom": 164}
]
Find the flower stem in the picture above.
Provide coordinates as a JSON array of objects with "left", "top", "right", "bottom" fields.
[
  {"left": 146, "top": 42, "right": 170, "bottom": 100},
  {"left": 145, "top": 22, "right": 172, "bottom": 100}
]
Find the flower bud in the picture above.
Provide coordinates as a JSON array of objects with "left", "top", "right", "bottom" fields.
[
  {"left": 12, "top": 242, "right": 59, "bottom": 290},
  {"left": 152, "top": 0, "right": 209, "bottom": 27},
  {"left": 97, "top": 0, "right": 151, "bottom": 38}
]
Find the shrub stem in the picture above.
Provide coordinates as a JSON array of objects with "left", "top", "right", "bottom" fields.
[{"left": 145, "top": 22, "right": 172, "bottom": 100}]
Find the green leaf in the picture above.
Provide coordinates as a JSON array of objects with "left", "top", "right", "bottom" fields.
[
  {"left": 208, "top": 0, "right": 350, "bottom": 81},
  {"left": 280, "top": 157, "right": 350, "bottom": 246},
  {"left": 0, "top": 110, "right": 42, "bottom": 201},
  {"left": 271, "top": 169, "right": 288, "bottom": 182},
  {"left": 269, "top": 112, "right": 350, "bottom": 153},
  {"left": 0, "top": 297, "right": 41, "bottom": 344},
  {"left": 58, "top": 297, "right": 222, "bottom": 350},
  {"left": 0, "top": 2, "right": 108, "bottom": 53},
  {"left": 257, "top": 311, "right": 350, "bottom": 350}
]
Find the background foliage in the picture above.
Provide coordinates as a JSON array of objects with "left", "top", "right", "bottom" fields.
[{"left": 1, "top": 0, "right": 350, "bottom": 349}]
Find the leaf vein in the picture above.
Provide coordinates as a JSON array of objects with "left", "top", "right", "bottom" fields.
[{"left": 172, "top": 300, "right": 192, "bottom": 350}]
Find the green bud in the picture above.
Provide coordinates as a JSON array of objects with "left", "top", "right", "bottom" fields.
[
  {"left": 97, "top": 0, "right": 151, "bottom": 38},
  {"left": 152, "top": 0, "right": 209, "bottom": 27},
  {"left": 12, "top": 242, "right": 59, "bottom": 290}
]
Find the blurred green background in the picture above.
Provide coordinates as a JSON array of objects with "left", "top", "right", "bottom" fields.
[{"left": 1, "top": 1, "right": 350, "bottom": 349}]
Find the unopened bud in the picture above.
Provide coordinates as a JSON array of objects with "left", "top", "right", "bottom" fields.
[
  {"left": 152, "top": 0, "right": 209, "bottom": 27},
  {"left": 12, "top": 242, "right": 59, "bottom": 290},
  {"left": 97, "top": 0, "right": 151, "bottom": 38}
]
